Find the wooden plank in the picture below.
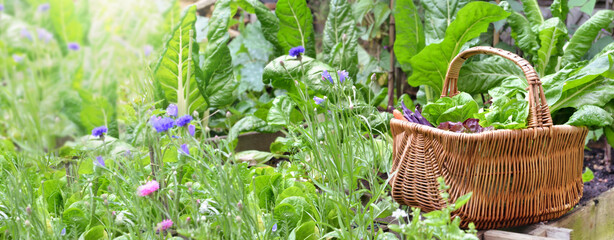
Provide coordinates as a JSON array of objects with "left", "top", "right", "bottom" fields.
[
  {"left": 528, "top": 226, "right": 571, "bottom": 240},
  {"left": 483, "top": 230, "right": 559, "bottom": 240}
]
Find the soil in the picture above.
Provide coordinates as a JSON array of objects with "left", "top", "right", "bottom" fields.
[{"left": 579, "top": 148, "right": 614, "bottom": 205}]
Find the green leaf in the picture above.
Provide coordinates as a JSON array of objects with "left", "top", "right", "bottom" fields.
[
  {"left": 198, "top": 0, "right": 238, "bottom": 109},
  {"left": 41, "top": 180, "right": 64, "bottom": 215},
  {"left": 605, "top": 125, "right": 614, "bottom": 149},
  {"left": 476, "top": 96, "right": 529, "bottom": 129},
  {"left": 267, "top": 96, "right": 296, "bottom": 126},
  {"left": 506, "top": 11, "right": 539, "bottom": 57},
  {"left": 520, "top": 0, "right": 544, "bottom": 32},
  {"left": 422, "top": 93, "right": 479, "bottom": 126},
  {"left": 262, "top": 55, "right": 333, "bottom": 93},
  {"left": 153, "top": 5, "right": 205, "bottom": 116},
  {"left": 50, "top": 0, "right": 85, "bottom": 51},
  {"left": 421, "top": 0, "right": 470, "bottom": 45},
  {"left": 536, "top": 18, "right": 568, "bottom": 76},
  {"left": 563, "top": 56, "right": 611, "bottom": 91},
  {"left": 63, "top": 208, "right": 88, "bottom": 234},
  {"left": 79, "top": 91, "right": 118, "bottom": 138},
  {"left": 245, "top": 0, "right": 284, "bottom": 56},
  {"left": 458, "top": 56, "right": 526, "bottom": 94},
  {"left": 550, "top": 0, "right": 569, "bottom": 22},
  {"left": 565, "top": 105, "right": 613, "bottom": 128},
  {"left": 551, "top": 77, "right": 614, "bottom": 112},
  {"left": 542, "top": 61, "right": 585, "bottom": 106},
  {"left": 582, "top": 167, "right": 595, "bottom": 183},
  {"left": 394, "top": 0, "right": 425, "bottom": 72},
  {"left": 83, "top": 225, "right": 108, "bottom": 240},
  {"left": 561, "top": 10, "right": 614, "bottom": 67},
  {"left": 408, "top": 2, "right": 509, "bottom": 95},
  {"left": 453, "top": 192, "right": 472, "bottom": 210},
  {"left": 276, "top": 0, "right": 316, "bottom": 57},
  {"left": 228, "top": 116, "right": 267, "bottom": 142},
  {"left": 322, "top": 0, "right": 358, "bottom": 78},
  {"left": 235, "top": 150, "right": 276, "bottom": 165},
  {"left": 294, "top": 221, "right": 319, "bottom": 240}
]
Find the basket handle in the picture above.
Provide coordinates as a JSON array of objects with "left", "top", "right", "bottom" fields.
[{"left": 441, "top": 46, "right": 553, "bottom": 128}]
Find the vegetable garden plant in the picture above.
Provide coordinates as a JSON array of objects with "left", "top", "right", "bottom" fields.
[{"left": 0, "top": 0, "right": 612, "bottom": 239}]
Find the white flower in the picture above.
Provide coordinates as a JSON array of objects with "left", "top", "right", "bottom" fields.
[
  {"left": 115, "top": 210, "right": 135, "bottom": 226},
  {"left": 392, "top": 208, "right": 408, "bottom": 220},
  {"left": 199, "top": 199, "right": 220, "bottom": 215}
]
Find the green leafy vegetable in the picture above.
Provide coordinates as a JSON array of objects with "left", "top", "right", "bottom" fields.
[
  {"left": 50, "top": 0, "right": 85, "bottom": 52},
  {"left": 565, "top": 105, "right": 613, "bottom": 128},
  {"left": 551, "top": 77, "right": 614, "bottom": 112},
  {"left": 394, "top": 0, "right": 424, "bottom": 72},
  {"left": 408, "top": 2, "right": 509, "bottom": 96},
  {"left": 458, "top": 56, "right": 526, "bottom": 94},
  {"left": 262, "top": 55, "right": 333, "bottom": 93},
  {"left": 506, "top": 11, "right": 539, "bottom": 57},
  {"left": 550, "top": 0, "right": 569, "bottom": 22},
  {"left": 561, "top": 10, "right": 614, "bottom": 67},
  {"left": 322, "top": 0, "right": 358, "bottom": 78},
  {"left": 276, "top": 0, "right": 316, "bottom": 57},
  {"left": 476, "top": 96, "right": 529, "bottom": 129},
  {"left": 520, "top": 0, "right": 544, "bottom": 32},
  {"left": 422, "top": 92, "right": 479, "bottom": 127},
  {"left": 245, "top": 0, "right": 284, "bottom": 56},
  {"left": 421, "top": 0, "right": 470, "bottom": 45},
  {"left": 536, "top": 18, "right": 568, "bottom": 76},
  {"left": 582, "top": 167, "right": 594, "bottom": 183}
]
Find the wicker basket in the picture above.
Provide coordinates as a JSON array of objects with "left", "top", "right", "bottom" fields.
[{"left": 389, "top": 46, "right": 588, "bottom": 229}]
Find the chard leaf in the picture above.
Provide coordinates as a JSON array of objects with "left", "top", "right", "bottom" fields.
[
  {"left": 262, "top": 55, "right": 333, "bottom": 93},
  {"left": 550, "top": 0, "right": 569, "bottom": 22},
  {"left": 198, "top": 0, "right": 238, "bottom": 109},
  {"left": 276, "top": 0, "right": 316, "bottom": 57},
  {"left": 50, "top": 0, "right": 85, "bottom": 52},
  {"left": 536, "top": 18, "right": 567, "bottom": 76},
  {"left": 506, "top": 11, "right": 539, "bottom": 57},
  {"left": 322, "top": 0, "right": 358, "bottom": 78},
  {"left": 488, "top": 77, "right": 528, "bottom": 100},
  {"left": 520, "top": 0, "right": 544, "bottom": 32},
  {"left": 245, "top": 0, "right": 284, "bottom": 56},
  {"left": 542, "top": 62, "right": 583, "bottom": 106},
  {"left": 562, "top": 55, "right": 611, "bottom": 91},
  {"left": 408, "top": 2, "right": 509, "bottom": 96},
  {"left": 565, "top": 105, "right": 613, "bottom": 128},
  {"left": 458, "top": 56, "right": 525, "bottom": 94},
  {"left": 228, "top": 116, "right": 267, "bottom": 143},
  {"left": 475, "top": 96, "right": 529, "bottom": 129},
  {"left": 394, "top": 0, "right": 425, "bottom": 72},
  {"left": 595, "top": 42, "right": 614, "bottom": 59},
  {"left": 153, "top": 6, "right": 205, "bottom": 116},
  {"left": 421, "top": 0, "right": 470, "bottom": 45},
  {"left": 561, "top": 10, "right": 614, "bottom": 67},
  {"left": 551, "top": 77, "right": 614, "bottom": 112},
  {"left": 422, "top": 92, "right": 479, "bottom": 126}
]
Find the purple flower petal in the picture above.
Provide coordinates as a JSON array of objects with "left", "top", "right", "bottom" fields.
[
  {"left": 288, "top": 46, "right": 305, "bottom": 57},
  {"left": 95, "top": 156, "right": 105, "bottom": 167},
  {"left": 21, "top": 28, "right": 33, "bottom": 41},
  {"left": 321, "top": 70, "right": 333, "bottom": 84},
  {"left": 313, "top": 96, "right": 325, "bottom": 105},
  {"left": 188, "top": 124, "right": 196, "bottom": 136},
  {"left": 37, "top": 3, "right": 50, "bottom": 12},
  {"left": 144, "top": 45, "right": 153, "bottom": 57},
  {"left": 166, "top": 104, "right": 178, "bottom": 117},
  {"left": 337, "top": 70, "right": 349, "bottom": 83},
  {"left": 175, "top": 115, "right": 192, "bottom": 127},
  {"left": 12, "top": 54, "right": 24, "bottom": 63},
  {"left": 91, "top": 126, "right": 108, "bottom": 137},
  {"left": 67, "top": 42, "right": 80, "bottom": 51},
  {"left": 180, "top": 144, "right": 190, "bottom": 155}
]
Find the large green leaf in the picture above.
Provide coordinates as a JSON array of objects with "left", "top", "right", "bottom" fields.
[
  {"left": 562, "top": 55, "right": 611, "bottom": 91},
  {"left": 421, "top": 0, "right": 470, "bottom": 45},
  {"left": 228, "top": 115, "right": 267, "bottom": 142},
  {"left": 79, "top": 90, "right": 118, "bottom": 138},
  {"left": 50, "top": 0, "right": 85, "bottom": 51},
  {"left": 267, "top": 96, "right": 296, "bottom": 126},
  {"left": 422, "top": 93, "right": 479, "bottom": 126},
  {"left": 407, "top": 2, "right": 509, "bottom": 95},
  {"left": 551, "top": 77, "right": 614, "bottom": 112},
  {"left": 565, "top": 105, "right": 613, "bottom": 128},
  {"left": 561, "top": 10, "right": 614, "bottom": 67},
  {"left": 83, "top": 225, "right": 108, "bottom": 240},
  {"left": 262, "top": 55, "right": 333, "bottom": 93},
  {"left": 276, "top": 0, "right": 316, "bottom": 57},
  {"left": 153, "top": 6, "right": 205, "bottom": 116},
  {"left": 520, "top": 0, "right": 544, "bottom": 32},
  {"left": 536, "top": 18, "right": 567, "bottom": 76},
  {"left": 506, "top": 11, "right": 539, "bottom": 57},
  {"left": 198, "top": 0, "right": 238, "bottom": 109},
  {"left": 457, "top": 56, "right": 525, "bottom": 94},
  {"left": 245, "top": 0, "right": 284, "bottom": 56},
  {"left": 476, "top": 96, "right": 529, "bottom": 129},
  {"left": 550, "top": 0, "right": 569, "bottom": 22},
  {"left": 394, "top": 0, "right": 424, "bottom": 72},
  {"left": 322, "top": 0, "right": 358, "bottom": 78}
]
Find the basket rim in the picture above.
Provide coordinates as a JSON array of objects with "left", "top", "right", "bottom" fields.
[{"left": 390, "top": 118, "right": 586, "bottom": 138}]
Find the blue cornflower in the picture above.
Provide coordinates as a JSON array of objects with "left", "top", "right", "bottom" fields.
[
  {"left": 166, "top": 104, "right": 178, "bottom": 117},
  {"left": 188, "top": 124, "right": 195, "bottom": 136},
  {"left": 60, "top": 228, "right": 66, "bottom": 236},
  {"left": 95, "top": 156, "right": 105, "bottom": 167},
  {"left": 37, "top": 3, "right": 50, "bottom": 12},
  {"left": 67, "top": 42, "right": 80, "bottom": 51},
  {"left": 12, "top": 54, "right": 24, "bottom": 63},
  {"left": 175, "top": 115, "right": 192, "bottom": 127},
  {"left": 37, "top": 28, "right": 53, "bottom": 43},
  {"left": 180, "top": 144, "right": 190, "bottom": 155},
  {"left": 321, "top": 70, "right": 333, "bottom": 84},
  {"left": 91, "top": 126, "right": 108, "bottom": 137},
  {"left": 144, "top": 45, "right": 153, "bottom": 57},
  {"left": 337, "top": 70, "right": 349, "bottom": 83},
  {"left": 288, "top": 46, "right": 305, "bottom": 57},
  {"left": 272, "top": 223, "right": 277, "bottom": 232},
  {"left": 0, "top": 4, "right": 4, "bottom": 11},
  {"left": 150, "top": 116, "right": 175, "bottom": 132},
  {"left": 21, "top": 28, "right": 33, "bottom": 41},
  {"left": 313, "top": 96, "right": 325, "bottom": 105}
]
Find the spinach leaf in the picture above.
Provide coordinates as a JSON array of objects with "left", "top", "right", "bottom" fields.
[
  {"left": 565, "top": 105, "right": 613, "bottom": 128},
  {"left": 422, "top": 92, "right": 479, "bottom": 126},
  {"left": 475, "top": 96, "right": 529, "bottom": 129}
]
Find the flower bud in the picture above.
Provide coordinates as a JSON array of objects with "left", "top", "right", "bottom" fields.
[
  {"left": 24, "top": 220, "right": 31, "bottom": 227},
  {"left": 186, "top": 182, "right": 193, "bottom": 188},
  {"left": 237, "top": 201, "right": 243, "bottom": 211},
  {"left": 225, "top": 111, "right": 232, "bottom": 118},
  {"left": 279, "top": 60, "right": 285, "bottom": 67},
  {"left": 26, "top": 206, "right": 31, "bottom": 215},
  {"left": 235, "top": 215, "right": 242, "bottom": 223},
  {"left": 371, "top": 73, "right": 376, "bottom": 83},
  {"left": 192, "top": 110, "right": 199, "bottom": 119},
  {"left": 342, "top": 33, "right": 347, "bottom": 41}
]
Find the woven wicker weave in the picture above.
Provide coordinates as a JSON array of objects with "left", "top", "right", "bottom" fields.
[{"left": 389, "top": 46, "right": 588, "bottom": 229}]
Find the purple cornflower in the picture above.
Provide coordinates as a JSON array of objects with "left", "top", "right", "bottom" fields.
[
  {"left": 91, "top": 126, "right": 108, "bottom": 137},
  {"left": 60, "top": 228, "right": 66, "bottom": 236},
  {"left": 12, "top": 54, "right": 24, "bottom": 63},
  {"left": 175, "top": 115, "right": 192, "bottom": 127},
  {"left": 144, "top": 45, "right": 153, "bottom": 57},
  {"left": 157, "top": 219, "right": 173, "bottom": 232},
  {"left": 188, "top": 124, "right": 195, "bottom": 136},
  {"left": 21, "top": 28, "right": 33, "bottom": 41},
  {"left": 288, "top": 46, "right": 305, "bottom": 57},
  {"left": 272, "top": 223, "right": 277, "bottom": 232},
  {"left": 37, "top": 28, "right": 53, "bottom": 43},
  {"left": 166, "top": 104, "right": 178, "bottom": 117},
  {"left": 337, "top": 70, "right": 349, "bottom": 83},
  {"left": 314, "top": 96, "right": 325, "bottom": 105},
  {"left": 67, "top": 42, "right": 80, "bottom": 51},
  {"left": 322, "top": 70, "right": 333, "bottom": 84},
  {"left": 150, "top": 116, "right": 175, "bottom": 132},
  {"left": 180, "top": 144, "right": 189, "bottom": 155},
  {"left": 94, "top": 156, "right": 105, "bottom": 167},
  {"left": 0, "top": 4, "right": 4, "bottom": 11},
  {"left": 37, "top": 3, "right": 50, "bottom": 12}
]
